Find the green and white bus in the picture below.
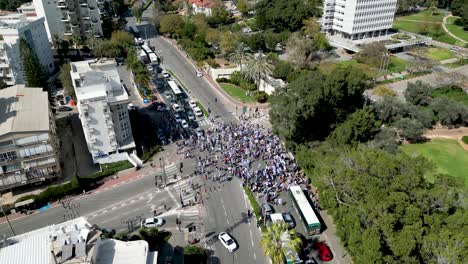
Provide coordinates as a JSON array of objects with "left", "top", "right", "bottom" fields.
[{"left": 289, "top": 185, "right": 321, "bottom": 235}]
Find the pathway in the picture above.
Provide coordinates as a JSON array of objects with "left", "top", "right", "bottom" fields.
[{"left": 442, "top": 14, "right": 467, "bottom": 44}]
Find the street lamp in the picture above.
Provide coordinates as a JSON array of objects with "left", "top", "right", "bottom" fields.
[{"left": 159, "top": 157, "right": 166, "bottom": 187}]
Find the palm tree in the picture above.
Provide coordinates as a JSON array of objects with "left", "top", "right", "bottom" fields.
[
  {"left": 133, "top": 63, "right": 150, "bottom": 87},
  {"left": 70, "top": 35, "right": 82, "bottom": 59},
  {"left": 242, "top": 51, "right": 274, "bottom": 89},
  {"left": 52, "top": 34, "right": 63, "bottom": 60},
  {"left": 227, "top": 42, "right": 249, "bottom": 71},
  {"left": 260, "top": 222, "right": 303, "bottom": 264}
]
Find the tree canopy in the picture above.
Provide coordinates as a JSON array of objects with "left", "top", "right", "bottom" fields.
[
  {"left": 19, "top": 38, "right": 48, "bottom": 89},
  {"left": 255, "top": 0, "right": 318, "bottom": 32},
  {"left": 269, "top": 67, "right": 369, "bottom": 145},
  {"left": 296, "top": 145, "right": 467, "bottom": 264}
]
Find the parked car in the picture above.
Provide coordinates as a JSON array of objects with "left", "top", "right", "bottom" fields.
[
  {"left": 164, "top": 91, "right": 172, "bottom": 99},
  {"left": 305, "top": 257, "right": 319, "bottom": 264},
  {"left": 242, "top": 27, "right": 252, "bottom": 33},
  {"left": 57, "top": 106, "right": 73, "bottom": 112},
  {"left": 315, "top": 242, "right": 333, "bottom": 261},
  {"left": 196, "top": 71, "right": 203, "bottom": 77},
  {"left": 172, "top": 103, "right": 182, "bottom": 112},
  {"left": 187, "top": 112, "right": 195, "bottom": 121},
  {"left": 141, "top": 217, "right": 164, "bottom": 228},
  {"left": 147, "top": 65, "right": 153, "bottom": 72},
  {"left": 218, "top": 232, "right": 237, "bottom": 252},
  {"left": 261, "top": 203, "right": 273, "bottom": 216},
  {"left": 282, "top": 212, "right": 295, "bottom": 228},
  {"left": 174, "top": 114, "right": 182, "bottom": 123},
  {"left": 196, "top": 127, "right": 204, "bottom": 137},
  {"left": 193, "top": 107, "right": 203, "bottom": 117},
  {"left": 189, "top": 100, "right": 197, "bottom": 108},
  {"left": 162, "top": 70, "right": 170, "bottom": 78},
  {"left": 181, "top": 120, "right": 189, "bottom": 129}
]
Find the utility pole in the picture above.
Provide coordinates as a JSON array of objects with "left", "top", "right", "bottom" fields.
[
  {"left": 0, "top": 201, "right": 15, "bottom": 236},
  {"left": 159, "top": 157, "right": 166, "bottom": 187}
]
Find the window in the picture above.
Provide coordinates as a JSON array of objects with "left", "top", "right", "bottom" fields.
[{"left": 0, "top": 151, "right": 17, "bottom": 162}]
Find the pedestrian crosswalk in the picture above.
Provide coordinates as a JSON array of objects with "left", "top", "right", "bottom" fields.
[
  {"left": 171, "top": 179, "right": 197, "bottom": 207},
  {"left": 198, "top": 118, "right": 212, "bottom": 127}
]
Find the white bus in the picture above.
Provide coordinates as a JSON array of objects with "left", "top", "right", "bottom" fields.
[
  {"left": 167, "top": 80, "right": 183, "bottom": 98},
  {"left": 148, "top": 52, "right": 159, "bottom": 64},
  {"left": 141, "top": 44, "right": 153, "bottom": 55},
  {"left": 289, "top": 185, "right": 321, "bottom": 235}
]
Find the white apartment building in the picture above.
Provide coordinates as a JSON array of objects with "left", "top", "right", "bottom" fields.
[
  {"left": 33, "top": 0, "right": 107, "bottom": 40},
  {"left": 17, "top": 2, "right": 37, "bottom": 17},
  {"left": 0, "top": 85, "right": 61, "bottom": 192},
  {"left": 322, "top": 0, "right": 397, "bottom": 40},
  {"left": 0, "top": 13, "right": 54, "bottom": 86},
  {"left": 71, "top": 59, "right": 135, "bottom": 164}
]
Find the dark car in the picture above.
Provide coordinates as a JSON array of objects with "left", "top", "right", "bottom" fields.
[
  {"left": 57, "top": 106, "right": 73, "bottom": 112},
  {"left": 282, "top": 212, "right": 295, "bottom": 228},
  {"left": 315, "top": 242, "right": 333, "bottom": 262},
  {"left": 261, "top": 203, "right": 273, "bottom": 216}
]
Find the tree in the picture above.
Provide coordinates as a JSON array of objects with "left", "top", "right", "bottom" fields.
[
  {"left": 295, "top": 145, "right": 467, "bottom": 264},
  {"left": 302, "top": 17, "right": 321, "bottom": 37},
  {"left": 70, "top": 34, "right": 82, "bottom": 59},
  {"left": 394, "top": 118, "right": 425, "bottom": 141},
  {"left": 270, "top": 67, "right": 369, "bottom": 144},
  {"left": 219, "top": 31, "right": 238, "bottom": 54},
  {"left": 19, "top": 38, "right": 48, "bottom": 89},
  {"left": 111, "top": 30, "right": 135, "bottom": 57},
  {"left": 205, "top": 28, "right": 220, "bottom": 45},
  {"left": 260, "top": 222, "right": 302, "bottom": 264},
  {"left": 207, "top": 0, "right": 231, "bottom": 25},
  {"left": 242, "top": 52, "right": 274, "bottom": 89},
  {"left": 329, "top": 107, "right": 380, "bottom": 147},
  {"left": 228, "top": 42, "right": 249, "bottom": 71},
  {"left": 59, "top": 62, "right": 74, "bottom": 99},
  {"left": 159, "top": 14, "right": 185, "bottom": 37},
  {"left": 355, "top": 42, "right": 388, "bottom": 68},
  {"left": 132, "top": 5, "right": 143, "bottom": 22},
  {"left": 236, "top": 0, "right": 249, "bottom": 15},
  {"left": 0, "top": 79, "right": 8, "bottom": 89},
  {"left": 404, "top": 80, "right": 433, "bottom": 106},
  {"left": 133, "top": 63, "right": 150, "bottom": 87},
  {"left": 255, "top": 0, "right": 318, "bottom": 32},
  {"left": 430, "top": 97, "right": 468, "bottom": 127},
  {"left": 285, "top": 33, "right": 317, "bottom": 69},
  {"left": 184, "top": 245, "right": 207, "bottom": 264},
  {"left": 367, "top": 127, "right": 400, "bottom": 154},
  {"left": 272, "top": 61, "right": 294, "bottom": 81}
]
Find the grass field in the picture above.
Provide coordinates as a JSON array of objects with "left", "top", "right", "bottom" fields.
[
  {"left": 219, "top": 82, "right": 256, "bottom": 103},
  {"left": 398, "top": 9, "right": 446, "bottom": 22},
  {"left": 401, "top": 139, "right": 468, "bottom": 184},
  {"left": 411, "top": 47, "right": 455, "bottom": 61},
  {"left": 446, "top": 16, "right": 468, "bottom": 42},
  {"left": 431, "top": 86, "right": 468, "bottom": 106}
]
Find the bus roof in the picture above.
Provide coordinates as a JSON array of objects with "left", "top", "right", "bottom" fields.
[
  {"left": 148, "top": 52, "right": 158, "bottom": 62},
  {"left": 289, "top": 185, "right": 320, "bottom": 226},
  {"left": 167, "top": 80, "right": 182, "bottom": 95},
  {"left": 141, "top": 45, "right": 152, "bottom": 54}
]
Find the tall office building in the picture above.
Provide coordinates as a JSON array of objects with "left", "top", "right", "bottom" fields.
[
  {"left": 33, "top": 0, "right": 107, "bottom": 40},
  {"left": 0, "top": 85, "right": 61, "bottom": 192},
  {"left": 322, "top": 0, "right": 397, "bottom": 40},
  {"left": 70, "top": 59, "right": 135, "bottom": 164},
  {"left": 0, "top": 13, "right": 54, "bottom": 86}
]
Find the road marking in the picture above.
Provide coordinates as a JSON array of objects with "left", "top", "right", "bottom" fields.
[
  {"left": 129, "top": 199, "right": 135, "bottom": 203},
  {"left": 253, "top": 252, "right": 257, "bottom": 260},
  {"left": 121, "top": 203, "right": 127, "bottom": 207},
  {"left": 165, "top": 186, "right": 181, "bottom": 208},
  {"left": 111, "top": 206, "right": 118, "bottom": 210},
  {"left": 138, "top": 196, "right": 144, "bottom": 200},
  {"left": 102, "top": 210, "right": 108, "bottom": 214}
]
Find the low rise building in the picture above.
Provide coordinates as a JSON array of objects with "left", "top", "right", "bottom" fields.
[
  {"left": 0, "top": 217, "right": 157, "bottom": 264},
  {"left": 188, "top": 0, "right": 215, "bottom": 16},
  {"left": 0, "top": 13, "right": 55, "bottom": 86},
  {"left": 259, "top": 75, "right": 287, "bottom": 95},
  {"left": 70, "top": 59, "right": 135, "bottom": 164},
  {"left": 0, "top": 85, "right": 61, "bottom": 193},
  {"left": 17, "top": 2, "right": 37, "bottom": 17}
]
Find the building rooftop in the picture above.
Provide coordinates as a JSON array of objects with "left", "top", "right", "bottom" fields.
[
  {"left": 71, "top": 59, "right": 128, "bottom": 104},
  {"left": 0, "top": 85, "right": 49, "bottom": 137},
  {"left": 92, "top": 239, "right": 150, "bottom": 264},
  {"left": 189, "top": 0, "right": 216, "bottom": 8},
  {"left": 0, "top": 13, "right": 38, "bottom": 30}
]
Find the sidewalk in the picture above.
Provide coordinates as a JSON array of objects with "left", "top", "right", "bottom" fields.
[{"left": 0, "top": 144, "right": 183, "bottom": 225}]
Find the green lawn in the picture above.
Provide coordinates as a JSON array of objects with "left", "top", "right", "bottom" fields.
[
  {"left": 393, "top": 20, "right": 423, "bottom": 33},
  {"left": 412, "top": 47, "right": 455, "bottom": 61},
  {"left": 446, "top": 16, "right": 468, "bottom": 42},
  {"left": 388, "top": 56, "right": 413, "bottom": 73},
  {"left": 431, "top": 86, "right": 468, "bottom": 106},
  {"left": 401, "top": 139, "right": 468, "bottom": 185},
  {"left": 398, "top": 9, "right": 446, "bottom": 22},
  {"left": 219, "top": 83, "right": 256, "bottom": 103}
]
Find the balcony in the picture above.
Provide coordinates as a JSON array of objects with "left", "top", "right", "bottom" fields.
[
  {"left": 60, "top": 16, "right": 70, "bottom": 22},
  {"left": 83, "top": 15, "right": 91, "bottom": 20},
  {"left": 58, "top": 3, "right": 67, "bottom": 8},
  {"left": 64, "top": 31, "right": 73, "bottom": 36},
  {"left": 91, "top": 18, "right": 99, "bottom": 24},
  {"left": 0, "top": 61, "right": 9, "bottom": 68},
  {"left": 98, "top": 8, "right": 105, "bottom": 15},
  {"left": 68, "top": 8, "right": 76, "bottom": 14},
  {"left": 80, "top": 1, "right": 88, "bottom": 7},
  {"left": 71, "top": 22, "right": 79, "bottom": 27}
]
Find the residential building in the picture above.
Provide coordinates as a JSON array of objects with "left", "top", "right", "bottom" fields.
[
  {"left": 322, "top": 0, "right": 397, "bottom": 40},
  {"left": 70, "top": 59, "right": 135, "bottom": 164},
  {"left": 188, "top": 0, "right": 215, "bottom": 16},
  {"left": 33, "top": 0, "right": 108, "bottom": 40},
  {"left": 0, "top": 85, "right": 61, "bottom": 193},
  {"left": 259, "top": 75, "right": 286, "bottom": 95},
  {"left": 0, "top": 13, "right": 55, "bottom": 86},
  {"left": 17, "top": 2, "right": 37, "bottom": 17},
  {"left": 0, "top": 217, "right": 158, "bottom": 264}
]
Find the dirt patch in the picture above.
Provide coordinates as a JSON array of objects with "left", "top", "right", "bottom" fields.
[{"left": 424, "top": 127, "right": 468, "bottom": 151}]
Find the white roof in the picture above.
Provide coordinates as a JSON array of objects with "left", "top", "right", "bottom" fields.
[
  {"left": 0, "top": 85, "right": 49, "bottom": 137},
  {"left": 289, "top": 185, "right": 320, "bottom": 225},
  {"left": 93, "top": 239, "right": 149, "bottom": 264}
]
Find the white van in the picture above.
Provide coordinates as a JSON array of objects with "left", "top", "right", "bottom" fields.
[{"left": 269, "top": 213, "right": 284, "bottom": 224}]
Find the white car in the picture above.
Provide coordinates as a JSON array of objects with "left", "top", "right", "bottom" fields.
[
  {"left": 162, "top": 70, "right": 170, "bottom": 78},
  {"left": 196, "top": 71, "right": 203, "bottom": 77},
  {"left": 187, "top": 112, "right": 195, "bottom": 120},
  {"left": 181, "top": 120, "right": 189, "bottom": 129},
  {"left": 189, "top": 100, "right": 197, "bottom": 108},
  {"left": 172, "top": 103, "right": 182, "bottom": 112},
  {"left": 147, "top": 65, "right": 153, "bottom": 72},
  {"left": 196, "top": 127, "right": 204, "bottom": 137},
  {"left": 193, "top": 107, "right": 203, "bottom": 117},
  {"left": 141, "top": 217, "right": 164, "bottom": 228},
  {"left": 174, "top": 114, "right": 182, "bottom": 123},
  {"left": 164, "top": 91, "right": 172, "bottom": 99},
  {"left": 218, "top": 232, "right": 237, "bottom": 252},
  {"left": 242, "top": 27, "right": 252, "bottom": 33}
]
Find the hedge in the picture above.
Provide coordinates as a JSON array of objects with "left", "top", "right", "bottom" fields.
[
  {"left": 243, "top": 186, "right": 261, "bottom": 221},
  {"left": 462, "top": 136, "right": 468, "bottom": 144},
  {"left": 142, "top": 145, "right": 163, "bottom": 163},
  {"left": 13, "top": 161, "right": 134, "bottom": 209}
]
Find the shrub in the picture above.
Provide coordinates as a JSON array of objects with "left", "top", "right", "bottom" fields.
[
  {"left": 0, "top": 203, "right": 14, "bottom": 217},
  {"left": 254, "top": 91, "right": 269, "bottom": 103},
  {"left": 240, "top": 81, "right": 256, "bottom": 91},
  {"left": 272, "top": 61, "right": 293, "bottom": 81},
  {"left": 462, "top": 136, "right": 468, "bottom": 144},
  {"left": 229, "top": 71, "right": 243, "bottom": 86},
  {"left": 184, "top": 245, "right": 207, "bottom": 264},
  {"left": 372, "top": 85, "right": 397, "bottom": 97},
  {"left": 205, "top": 58, "right": 220, "bottom": 68},
  {"left": 142, "top": 145, "right": 163, "bottom": 163},
  {"left": 216, "top": 77, "right": 230, "bottom": 83}
]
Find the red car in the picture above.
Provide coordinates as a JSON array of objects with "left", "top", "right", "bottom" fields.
[{"left": 315, "top": 242, "right": 333, "bottom": 261}]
